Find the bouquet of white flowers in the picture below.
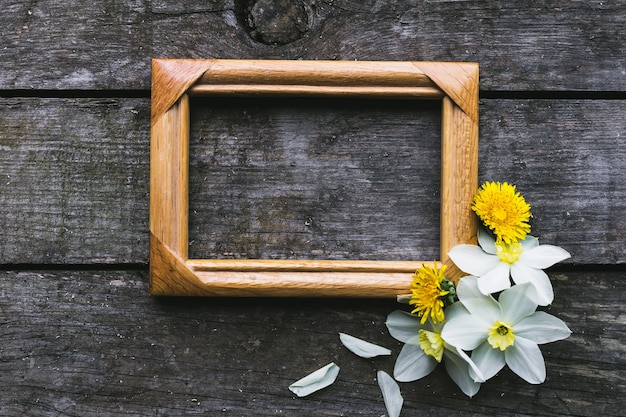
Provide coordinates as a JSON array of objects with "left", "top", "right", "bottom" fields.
[
  {"left": 387, "top": 181, "right": 571, "bottom": 398},
  {"left": 290, "top": 182, "right": 572, "bottom": 416}
]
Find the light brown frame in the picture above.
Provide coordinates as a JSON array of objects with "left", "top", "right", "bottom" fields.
[{"left": 150, "top": 59, "right": 478, "bottom": 297}]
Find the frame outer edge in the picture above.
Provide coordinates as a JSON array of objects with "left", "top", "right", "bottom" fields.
[{"left": 149, "top": 60, "right": 480, "bottom": 295}]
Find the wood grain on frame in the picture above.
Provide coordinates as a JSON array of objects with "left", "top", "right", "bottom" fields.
[{"left": 150, "top": 60, "right": 479, "bottom": 296}]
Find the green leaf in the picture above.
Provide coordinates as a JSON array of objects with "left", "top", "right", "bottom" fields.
[
  {"left": 339, "top": 333, "right": 392, "bottom": 358},
  {"left": 288, "top": 362, "right": 340, "bottom": 397},
  {"left": 377, "top": 370, "right": 403, "bottom": 417}
]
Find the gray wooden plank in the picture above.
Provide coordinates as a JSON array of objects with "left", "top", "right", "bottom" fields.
[
  {"left": 1, "top": 97, "right": 624, "bottom": 265},
  {"left": 480, "top": 99, "right": 626, "bottom": 265},
  {"left": 0, "top": 98, "right": 150, "bottom": 264},
  {"left": 188, "top": 97, "right": 442, "bottom": 262},
  {"left": 0, "top": 1, "right": 624, "bottom": 91},
  {"left": 0, "top": 269, "right": 622, "bottom": 416}
]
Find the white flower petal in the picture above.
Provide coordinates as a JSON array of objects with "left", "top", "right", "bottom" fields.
[
  {"left": 471, "top": 342, "right": 506, "bottom": 381},
  {"left": 442, "top": 301, "right": 468, "bottom": 321},
  {"left": 441, "top": 313, "right": 489, "bottom": 351},
  {"left": 449, "top": 244, "right": 501, "bottom": 276},
  {"left": 339, "top": 333, "right": 392, "bottom": 358},
  {"left": 396, "top": 293, "right": 412, "bottom": 304},
  {"left": 477, "top": 262, "right": 511, "bottom": 295},
  {"left": 443, "top": 349, "right": 482, "bottom": 398},
  {"left": 450, "top": 346, "right": 486, "bottom": 383},
  {"left": 477, "top": 227, "right": 497, "bottom": 254},
  {"left": 511, "top": 263, "right": 554, "bottom": 305},
  {"left": 377, "top": 370, "right": 403, "bottom": 417},
  {"left": 456, "top": 276, "right": 501, "bottom": 321},
  {"left": 393, "top": 342, "right": 438, "bottom": 382},
  {"left": 519, "top": 235, "right": 539, "bottom": 250},
  {"left": 498, "top": 283, "right": 538, "bottom": 323},
  {"left": 515, "top": 312, "right": 572, "bottom": 344},
  {"left": 505, "top": 336, "right": 546, "bottom": 384},
  {"left": 519, "top": 244, "right": 571, "bottom": 269},
  {"left": 386, "top": 310, "right": 422, "bottom": 343},
  {"left": 288, "top": 362, "right": 340, "bottom": 397}
]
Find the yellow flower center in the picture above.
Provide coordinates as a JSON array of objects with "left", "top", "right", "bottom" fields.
[
  {"left": 409, "top": 264, "right": 449, "bottom": 324},
  {"left": 496, "top": 241, "right": 523, "bottom": 264},
  {"left": 492, "top": 207, "right": 508, "bottom": 222},
  {"left": 419, "top": 329, "right": 444, "bottom": 362},
  {"left": 487, "top": 320, "right": 515, "bottom": 351},
  {"left": 472, "top": 181, "right": 532, "bottom": 244}
]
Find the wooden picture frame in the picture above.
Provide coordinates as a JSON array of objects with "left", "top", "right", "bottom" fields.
[{"left": 150, "top": 59, "right": 479, "bottom": 297}]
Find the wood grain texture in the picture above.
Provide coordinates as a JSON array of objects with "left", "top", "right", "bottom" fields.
[
  {"left": 0, "top": 269, "right": 622, "bottom": 416},
  {"left": 150, "top": 94, "right": 190, "bottom": 258},
  {"left": 1, "top": 1, "right": 624, "bottom": 91},
  {"left": 0, "top": 98, "right": 150, "bottom": 265},
  {"left": 151, "top": 60, "right": 213, "bottom": 126},
  {"left": 440, "top": 96, "right": 478, "bottom": 280},
  {"left": 187, "top": 97, "right": 443, "bottom": 263},
  {"left": 194, "top": 59, "right": 438, "bottom": 87},
  {"left": 1, "top": 98, "right": 624, "bottom": 265},
  {"left": 479, "top": 99, "right": 626, "bottom": 265},
  {"left": 1, "top": 1, "right": 624, "bottom": 414}
]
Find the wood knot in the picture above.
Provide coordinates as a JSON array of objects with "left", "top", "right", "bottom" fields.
[{"left": 237, "top": 0, "right": 310, "bottom": 45}]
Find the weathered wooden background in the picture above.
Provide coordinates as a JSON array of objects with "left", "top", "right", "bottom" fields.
[{"left": 1, "top": 1, "right": 624, "bottom": 415}]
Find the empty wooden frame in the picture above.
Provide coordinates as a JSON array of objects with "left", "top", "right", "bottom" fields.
[{"left": 150, "top": 59, "right": 479, "bottom": 297}]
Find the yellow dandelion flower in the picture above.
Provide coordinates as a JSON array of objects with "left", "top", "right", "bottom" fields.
[
  {"left": 472, "top": 181, "right": 531, "bottom": 244},
  {"left": 409, "top": 263, "right": 449, "bottom": 324}
]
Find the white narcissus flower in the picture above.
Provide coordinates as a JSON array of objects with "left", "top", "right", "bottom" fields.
[
  {"left": 386, "top": 308, "right": 484, "bottom": 398},
  {"left": 441, "top": 276, "right": 571, "bottom": 384},
  {"left": 448, "top": 228, "right": 571, "bottom": 305}
]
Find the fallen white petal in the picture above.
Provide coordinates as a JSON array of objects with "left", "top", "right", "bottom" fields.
[
  {"left": 288, "top": 362, "right": 340, "bottom": 397},
  {"left": 339, "top": 333, "right": 391, "bottom": 358},
  {"left": 377, "top": 370, "right": 403, "bottom": 417}
]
